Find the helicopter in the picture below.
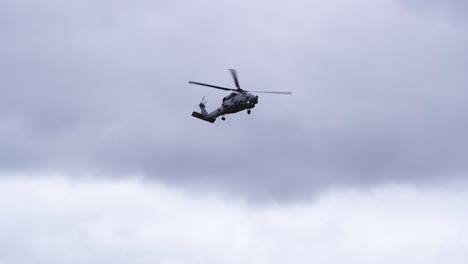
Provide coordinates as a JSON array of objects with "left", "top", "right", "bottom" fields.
[{"left": 189, "top": 69, "right": 292, "bottom": 123}]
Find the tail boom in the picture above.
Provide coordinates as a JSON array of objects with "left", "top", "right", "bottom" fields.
[{"left": 191, "top": 111, "right": 216, "bottom": 123}]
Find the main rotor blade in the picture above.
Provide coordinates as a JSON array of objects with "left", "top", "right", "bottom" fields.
[
  {"left": 189, "top": 81, "right": 235, "bottom": 92},
  {"left": 247, "top": 90, "right": 292, "bottom": 95},
  {"left": 229, "top": 69, "right": 240, "bottom": 88}
]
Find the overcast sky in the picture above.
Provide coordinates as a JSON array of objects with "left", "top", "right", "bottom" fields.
[{"left": 1, "top": 0, "right": 468, "bottom": 263}]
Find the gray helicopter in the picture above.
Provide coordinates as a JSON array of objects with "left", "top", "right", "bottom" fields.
[{"left": 189, "top": 69, "right": 292, "bottom": 123}]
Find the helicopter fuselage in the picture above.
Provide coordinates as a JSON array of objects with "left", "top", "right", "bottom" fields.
[{"left": 208, "top": 92, "right": 258, "bottom": 118}]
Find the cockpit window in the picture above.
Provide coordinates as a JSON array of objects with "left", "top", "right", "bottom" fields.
[{"left": 225, "top": 92, "right": 237, "bottom": 100}]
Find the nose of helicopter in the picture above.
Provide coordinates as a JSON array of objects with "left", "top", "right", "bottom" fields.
[
  {"left": 246, "top": 95, "right": 258, "bottom": 107},
  {"left": 251, "top": 95, "right": 258, "bottom": 107}
]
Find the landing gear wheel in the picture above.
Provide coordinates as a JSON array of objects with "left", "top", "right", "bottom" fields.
[
  {"left": 247, "top": 109, "right": 251, "bottom": 115},
  {"left": 221, "top": 116, "right": 226, "bottom": 121}
]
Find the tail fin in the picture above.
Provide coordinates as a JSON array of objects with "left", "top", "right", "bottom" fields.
[
  {"left": 191, "top": 111, "right": 216, "bottom": 123},
  {"left": 191, "top": 97, "right": 215, "bottom": 123},
  {"left": 199, "top": 100, "right": 209, "bottom": 116}
]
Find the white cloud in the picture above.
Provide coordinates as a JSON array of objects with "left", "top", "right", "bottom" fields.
[{"left": 0, "top": 174, "right": 467, "bottom": 264}]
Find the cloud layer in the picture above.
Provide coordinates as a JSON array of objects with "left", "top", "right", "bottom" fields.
[{"left": 0, "top": 174, "right": 467, "bottom": 264}]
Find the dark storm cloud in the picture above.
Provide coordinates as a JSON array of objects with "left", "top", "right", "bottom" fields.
[
  {"left": 1, "top": 0, "right": 468, "bottom": 200},
  {"left": 406, "top": 0, "right": 468, "bottom": 19}
]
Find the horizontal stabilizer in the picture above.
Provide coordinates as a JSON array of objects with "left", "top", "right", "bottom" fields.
[{"left": 191, "top": 111, "right": 216, "bottom": 123}]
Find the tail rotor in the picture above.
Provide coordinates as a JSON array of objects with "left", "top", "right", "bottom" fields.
[
  {"left": 194, "top": 96, "right": 208, "bottom": 110},
  {"left": 191, "top": 96, "right": 215, "bottom": 123},
  {"left": 199, "top": 96, "right": 207, "bottom": 108}
]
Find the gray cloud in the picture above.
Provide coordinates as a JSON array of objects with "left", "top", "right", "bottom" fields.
[
  {"left": 1, "top": 0, "right": 468, "bottom": 200},
  {"left": 406, "top": 0, "right": 468, "bottom": 21}
]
